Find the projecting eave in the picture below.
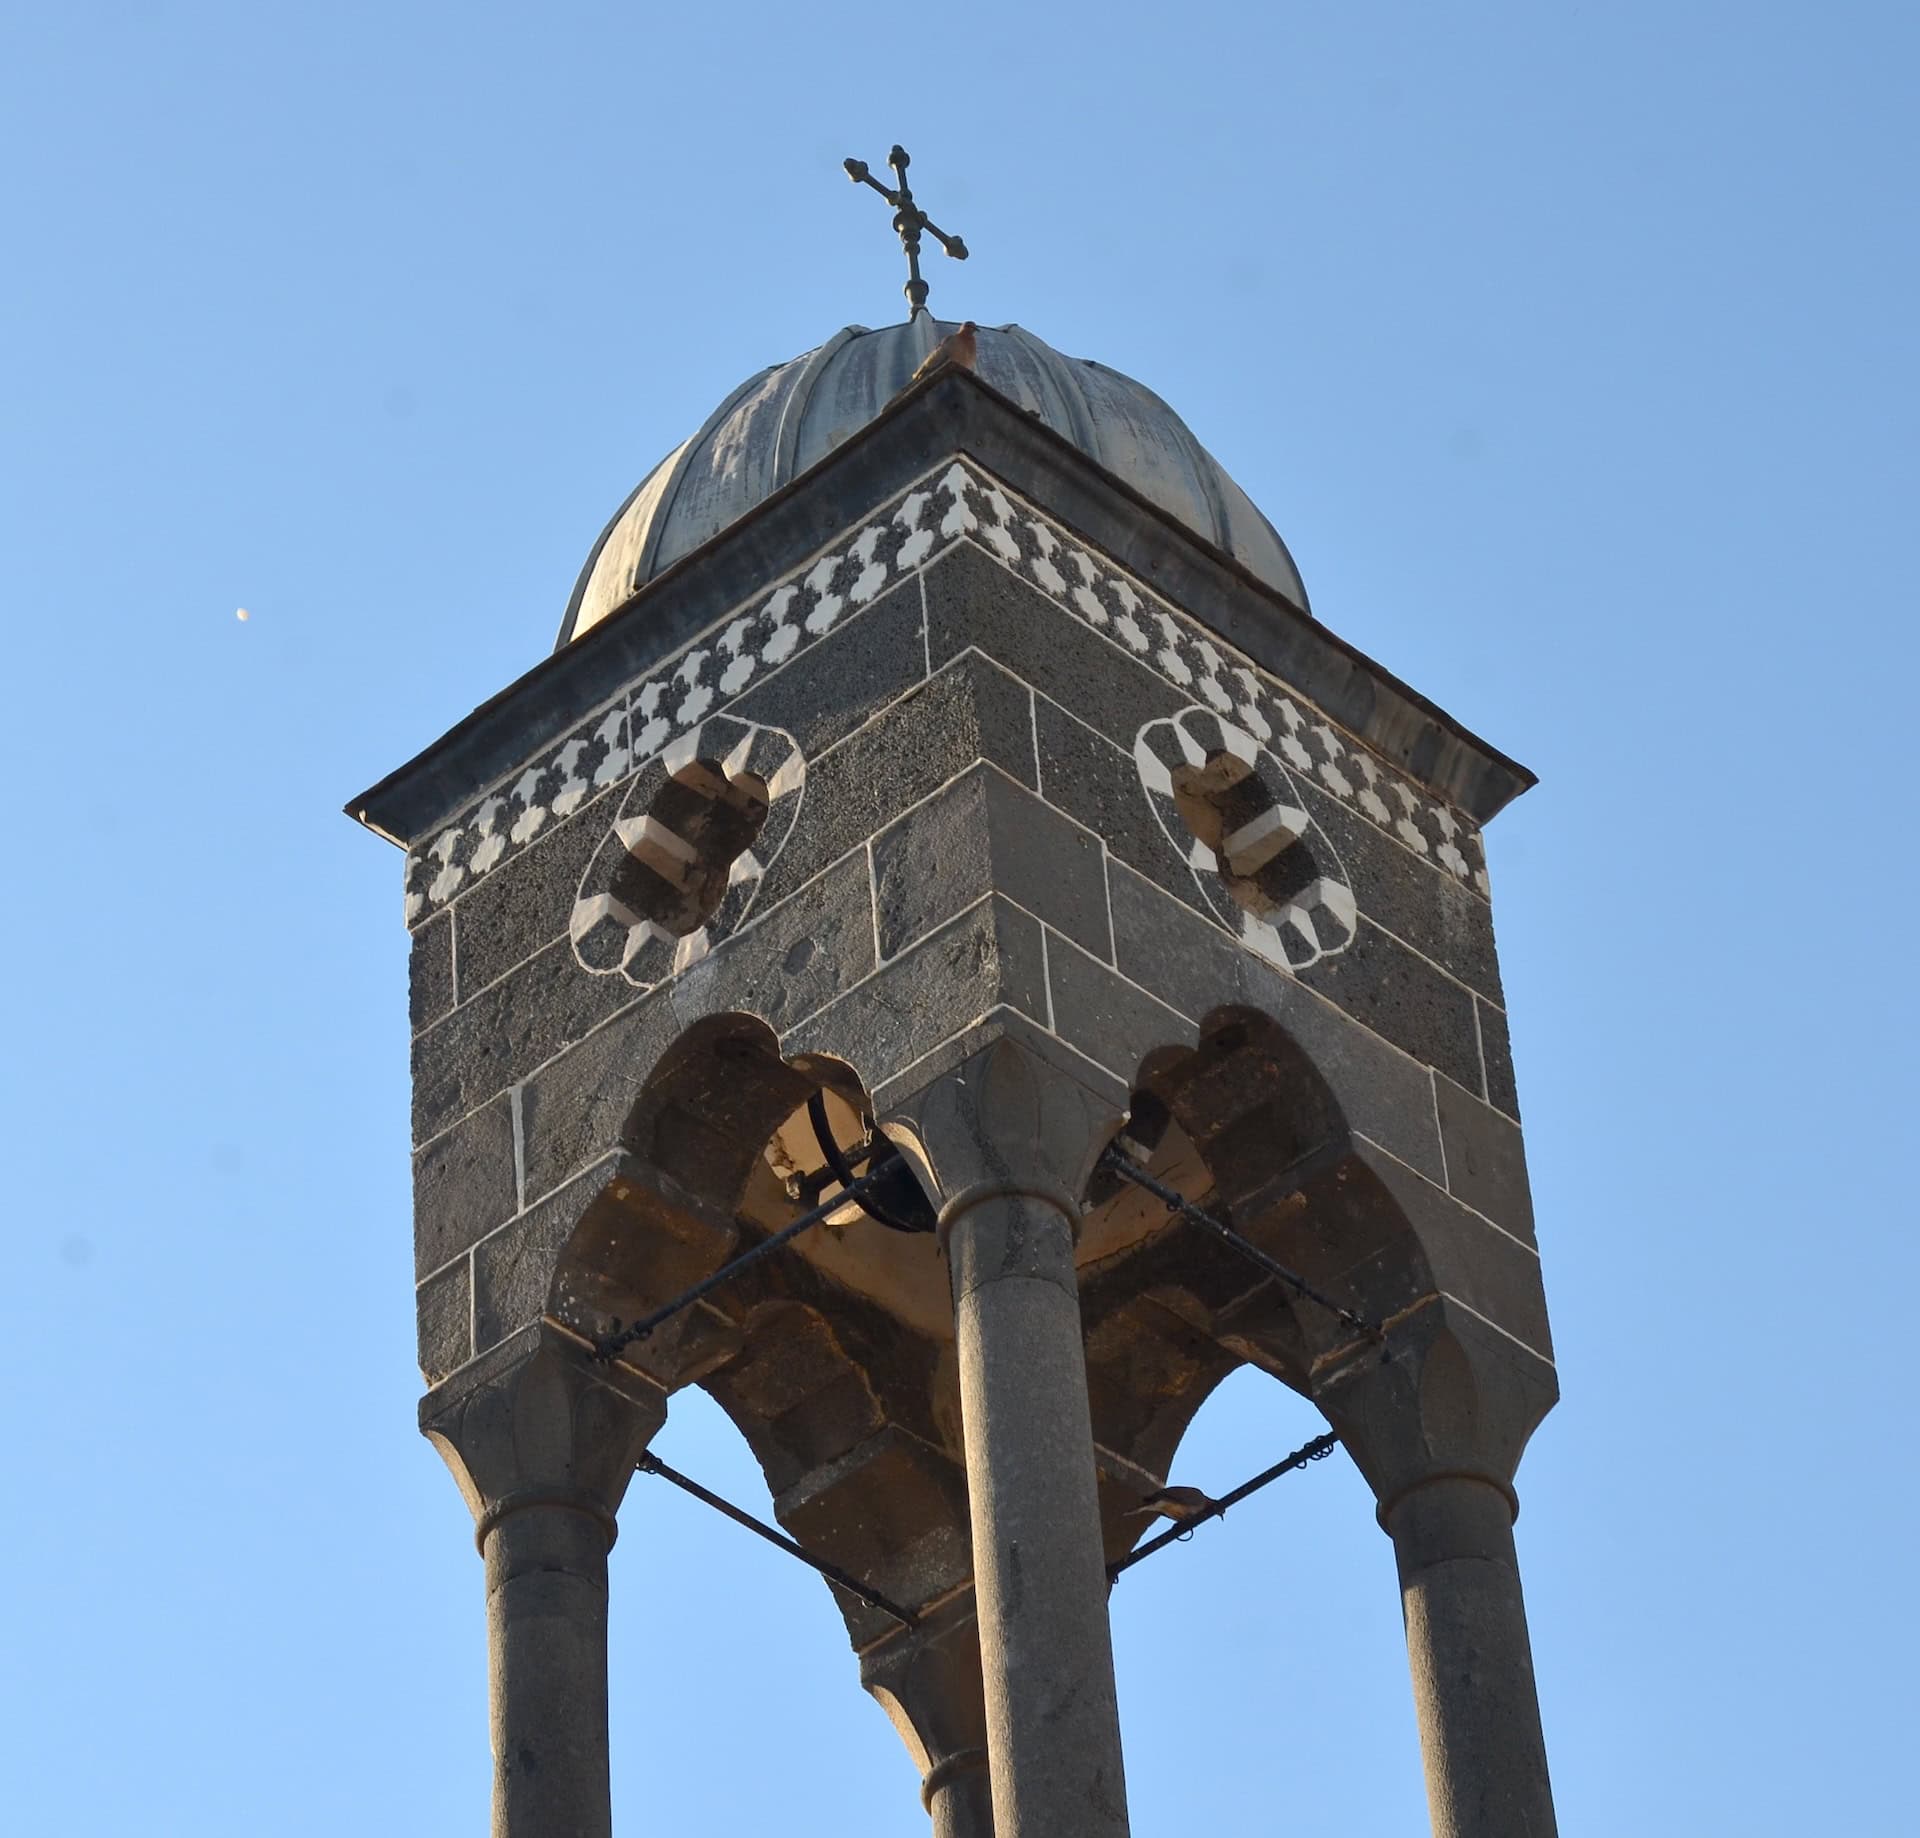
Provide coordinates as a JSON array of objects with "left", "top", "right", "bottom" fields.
[{"left": 345, "top": 367, "right": 1535, "bottom": 848}]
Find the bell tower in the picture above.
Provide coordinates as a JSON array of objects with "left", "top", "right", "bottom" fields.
[{"left": 348, "top": 314, "right": 1557, "bottom": 1838}]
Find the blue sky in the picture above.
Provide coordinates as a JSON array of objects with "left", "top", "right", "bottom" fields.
[{"left": 3, "top": 3, "right": 1914, "bottom": 1832}]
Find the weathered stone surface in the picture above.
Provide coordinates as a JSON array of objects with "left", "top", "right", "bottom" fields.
[
  {"left": 784, "top": 896, "right": 1045, "bottom": 1091},
  {"left": 861, "top": 1605, "right": 992, "bottom": 1838},
  {"left": 1106, "top": 861, "right": 1446, "bottom": 1183},
  {"left": 411, "top": 937, "right": 645, "bottom": 1146},
  {"left": 869, "top": 1004, "right": 1130, "bottom": 1121},
  {"left": 413, "top": 1094, "right": 518, "bottom": 1280},
  {"left": 1356, "top": 1143, "right": 1551, "bottom": 1360},
  {"left": 777, "top": 1425, "right": 973, "bottom": 1629},
  {"left": 1433, "top": 1073, "right": 1536, "bottom": 1246},
  {"left": 925, "top": 537, "right": 1182, "bottom": 741},
  {"left": 421, "top": 1335, "right": 665, "bottom": 1838},
  {"left": 873, "top": 762, "right": 1111, "bottom": 962},
  {"left": 1043, "top": 931, "right": 1191, "bottom": 1083},
  {"left": 1389, "top": 1476, "right": 1559, "bottom": 1838},
  {"left": 410, "top": 910, "right": 455, "bottom": 1032},
  {"left": 472, "top": 1159, "right": 624, "bottom": 1355},
  {"left": 515, "top": 995, "right": 678, "bottom": 1217},
  {"left": 754, "top": 650, "right": 1038, "bottom": 912},
  {"left": 416, "top": 1255, "right": 472, "bottom": 1384},
  {"left": 452, "top": 784, "right": 619, "bottom": 996},
  {"left": 886, "top": 1038, "right": 1132, "bottom": 1838},
  {"left": 728, "top": 570, "right": 928, "bottom": 756},
  {"left": 1321, "top": 1303, "right": 1556, "bottom": 1507},
  {"left": 670, "top": 850, "right": 876, "bottom": 1033},
  {"left": 1479, "top": 997, "right": 1519, "bottom": 1118},
  {"left": 1034, "top": 694, "right": 1214, "bottom": 923},
  {"left": 1295, "top": 776, "right": 1503, "bottom": 1003},
  {"left": 1296, "top": 917, "right": 1483, "bottom": 1096}
]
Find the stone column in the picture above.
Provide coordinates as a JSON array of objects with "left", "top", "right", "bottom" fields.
[
  {"left": 422, "top": 1327, "right": 666, "bottom": 1838},
  {"left": 1385, "top": 1474, "right": 1556, "bottom": 1838},
  {"left": 862, "top": 1603, "right": 995, "bottom": 1838},
  {"left": 1320, "top": 1316, "right": 1558, "bottom": 1838},
  {"left": 887, "top": 1037, "right": 1131, "bottom": 1838}
]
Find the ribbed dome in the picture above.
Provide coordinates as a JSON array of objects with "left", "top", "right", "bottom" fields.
[{"left": 559, "top": 319, "right": 1308, "bottom": 646}]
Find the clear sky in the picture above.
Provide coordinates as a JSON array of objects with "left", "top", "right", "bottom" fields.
[{"left": 3, "top": 3, "right": 1914, "bottom": 1832}]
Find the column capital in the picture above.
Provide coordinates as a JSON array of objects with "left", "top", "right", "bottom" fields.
[
  {"left": 881, "top": 1033, "right": 1124, "bottom": 1249},
  {"left": 862, "top": 1601, "right": 994, "bottom": 1838},
  {"left": 421, "top": 1324, "right": 667, "bottom": 1552},
  {"left": 1313, "top": 1303, "right": 1556, "bottom": 1525}
]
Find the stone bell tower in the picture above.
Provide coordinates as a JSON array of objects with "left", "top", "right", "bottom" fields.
[{"left": 348, "top": 315, "right": 1557, "bottom": 1838}]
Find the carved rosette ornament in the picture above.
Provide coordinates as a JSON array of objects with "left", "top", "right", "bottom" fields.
[
  {"left": 569, "top": 717, "right": 804, "bottom": 991},
  {"left": 1135, "top": 705, "right": 1357, "bottom": 970}
]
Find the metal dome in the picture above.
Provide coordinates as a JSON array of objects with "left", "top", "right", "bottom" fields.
[{"left": 559, "top": 319, "right": 1308, "bottom": 646}]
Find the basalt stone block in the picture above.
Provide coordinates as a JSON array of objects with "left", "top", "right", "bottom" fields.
[
  {"left": 413, "top": 1093, "right": 518, "bottom": 1279},
  {"left": 1034, "top": 695, "right": 1213, "bottom": 925},
  {"left": 416, "top": 1256, "right": 472, "bottom": 1385},
  {"left": 670, "top": 851, "right": 877, "bottom": 1033},
  {"left": 409, "top": 911, "right": 455, "bottom": 1032},
  {"left": 873, "top": 762, "right": 1112, "bottom": 962},
  {"left": 451, "top": 784, "right": 619, "bottom": 996},
  {"left": 1355, "top": 1141, "right": 1552, "bottom": 1364},
  {"left": 784, "top": 895, "right": 1046, "bottom": 1091},
  {"left": 728, "top": 570, "right": 928, "bottom": 756},
  {"left": 753, "top": 650, "right": 1038, "bottom": 912},
  {"left": 410, "top": 936, "right": 647, "bottom": 1146},
  {"left": 517, "top": 991, "right": 680, "bottom": 1207},
  {"left": 1295, "top": 918, "right": 1483, "bottom": 1097},
  {"left": 869, "top": 1003, "right": 1130, "bottom": 1119},
  {"left": 1295, "top": 777, "right": 1504, "bottom": 1004},
  {"left": 1106, "top": 861, "right": 1446, "bottom": 1185},
  {"left": 1479, "top": 997, "right": 1519, "bottom": 1119},
  {"left": 1433, "top": 1072, "right": 1536, "bottom": 1246},
  {"left": 774, "top": 1422, "right": 971, "bottom": 1605},
  {"left": 924, "top": 538, "right": 1185, "bottom": 741},
  {"left": 471, "top": 1158, "right": 623, "bottom": 1355},
  {"left": 1043, "top": 931, "right": 1191, "bottom": 1083}
]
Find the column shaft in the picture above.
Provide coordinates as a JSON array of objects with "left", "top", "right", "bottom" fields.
[
  {"left": 948, "top": 1191, "right": 1130, "bottom": 1838},
  {"left": 484, "top": 1504, "right": 617, "bottom": 1838},
  {"left": 927, "top": 1761, "right": 995, "bottom": 1838},
  {"left": 1388, "top": 1477, "right": 1557, "bottom": 1838}
]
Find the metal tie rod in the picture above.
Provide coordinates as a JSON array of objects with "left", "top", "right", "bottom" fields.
[
  {"left": 593, "top": 1167, "right": 889, "bottom": 1361},
  {"left": 1099, "top": 1150, "right": 1381, "bottom": 1343},
  {"left": 1109, "top": 1432, "right": 1340, "bottom": 1581},
  {"left": 637, "top": 1450, "right": 919, "bottom": 1630}
]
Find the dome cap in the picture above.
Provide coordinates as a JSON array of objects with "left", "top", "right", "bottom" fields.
[{"left": 560, "top": 319, "right": 1307, "bottom": 646}]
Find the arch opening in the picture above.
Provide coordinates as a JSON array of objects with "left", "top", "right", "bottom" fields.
[{"left": 1072, "top": 1005, "right": 1442, "bottom": 1560}]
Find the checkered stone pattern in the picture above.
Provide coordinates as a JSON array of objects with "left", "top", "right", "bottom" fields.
[
  {"left": 400, "top": 470, "right": 973, "bottom": 925},
  {"left": 402, "top": 457, "right": 1489, "bottom": 927},
  {"left": 568, "top": 717, "right": 804, "bottom": 992},
  {"left": 405, "top": 703, "right": 633, "bottom": 923},
  {"left": 1136, "top": 705, "right": 1358, "bottom": 973},
  {"left": 943, "top": 464, "right": 1491, "bottom": 898}
]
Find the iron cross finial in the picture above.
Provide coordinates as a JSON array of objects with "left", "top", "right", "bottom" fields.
[{"left": 842, "top": 144, "right": 969, "bottom": 321}]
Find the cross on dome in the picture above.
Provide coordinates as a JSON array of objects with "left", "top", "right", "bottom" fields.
[{"left": 843, "top": 143, "right": 969, "bottom": 320}]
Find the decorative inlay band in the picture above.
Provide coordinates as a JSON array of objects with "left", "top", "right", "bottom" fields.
[
  {"left": 944, "top": 466, "right": 1490, "bottom": 896},
  {"left": 404, "top": 460, "right": 1486, "bottom": 923},
  {"left": 403, "top": 473, "right": 960, "bottom": 922}
]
